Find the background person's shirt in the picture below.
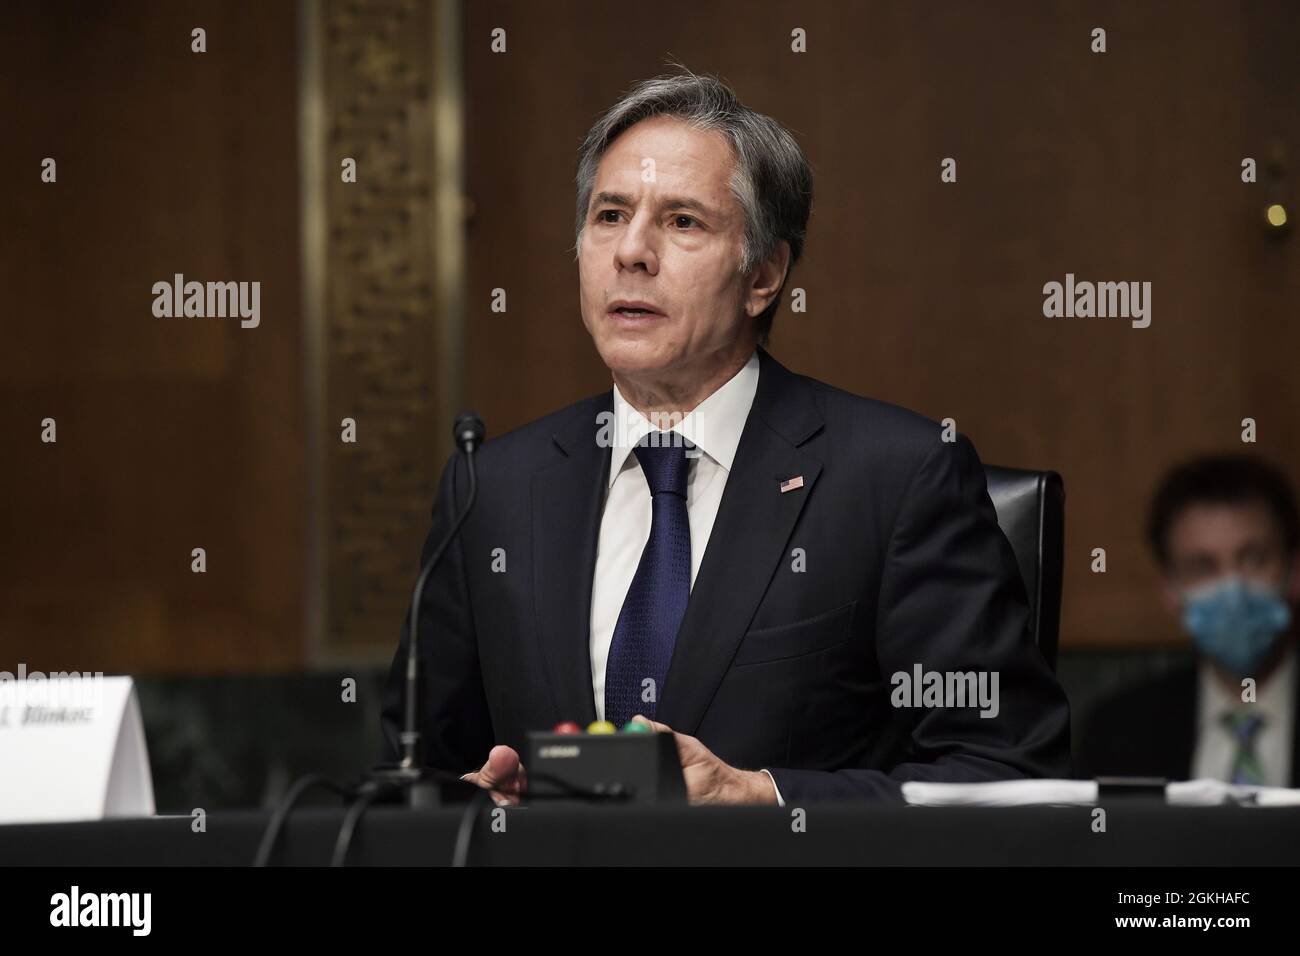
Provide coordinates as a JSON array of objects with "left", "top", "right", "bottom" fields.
[{"left": 1193, "top": 645, "right": 1295, "bottom": 786}]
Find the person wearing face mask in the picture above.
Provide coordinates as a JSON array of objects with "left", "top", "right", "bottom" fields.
[{"left": 1078, "top": 455, "right": 1300, "bottom": 786}]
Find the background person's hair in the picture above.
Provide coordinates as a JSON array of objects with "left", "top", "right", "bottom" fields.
[
  {"left": 1147, "top": 454, "right": 1300, "bottom": 567},
  {"left": 574, "top": 66, "right": 813, "bottom": 347}
]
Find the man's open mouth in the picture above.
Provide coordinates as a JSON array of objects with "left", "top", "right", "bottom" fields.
[{"left": 609, "top": 301, "right": 664, "bottom": 318}]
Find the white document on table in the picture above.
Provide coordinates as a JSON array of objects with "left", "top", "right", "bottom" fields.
[{"left": 902, "top": 778, "right": 1300, "bottom": 807}]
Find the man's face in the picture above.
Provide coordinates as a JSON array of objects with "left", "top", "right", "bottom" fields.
[
  {"left": 1160, "top": 501, "right": 1297, "bottom": 612},
  {"left": 578, "top": 115, "right": 757, "bottom": 382}
]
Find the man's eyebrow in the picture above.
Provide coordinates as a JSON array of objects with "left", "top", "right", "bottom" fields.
[
  {"left": 660, "top": 195, "right": 717, "bottom": 217},
  {"left": 589, "top": 191, "right": 719, "bottom": 218},
  {"left": 591, "top": 191, "right": 634, "bottom": 208}
]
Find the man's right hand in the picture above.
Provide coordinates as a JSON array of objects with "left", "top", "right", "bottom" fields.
[{"left": 460, "top": 744, "right": 527, "bottom": 806}]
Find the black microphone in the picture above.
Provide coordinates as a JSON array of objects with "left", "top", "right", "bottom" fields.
[
  {"left": 356, "top": 411, "right": 485, "bottom": 812},
  {"left": 397, "top": 412, "right": 485, "bottom": 773},
  {"left": 452, "top": 412, "right": 486, "bottom": 454},
  {"left": 258, "top": 416, "right": 486, "bottom": 864}
]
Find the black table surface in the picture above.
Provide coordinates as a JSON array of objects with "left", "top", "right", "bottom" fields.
[{"left": 3, "top": 801, "right": 1299, "bottom": 866}]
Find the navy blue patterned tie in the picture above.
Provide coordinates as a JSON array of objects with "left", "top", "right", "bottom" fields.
[
  {"left": 604, "top": 437, "right": 692, "bottom": 728},
  {"left": 1222, "top": 711, "right": 1266, "bottom": 786}
]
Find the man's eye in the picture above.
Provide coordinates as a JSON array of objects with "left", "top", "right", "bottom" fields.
[
  {"left": 597, "top": 209, "right": 621, "bottom": 223},
  {"left": 1240, "top": 547, "right": 1273, "bottom": 570},
  {"left": 1175, "top": 558, "right": 1216, "bottom": 584},
  {"left": 672, "top": 215, "right": 698, "bottom": 229}
]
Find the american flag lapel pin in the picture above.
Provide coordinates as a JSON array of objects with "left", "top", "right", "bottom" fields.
[{"left": 779, "top": 475, "right": 804, "bottom": 494}]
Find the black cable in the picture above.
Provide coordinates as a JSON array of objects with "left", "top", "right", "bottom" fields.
[
  {"left": 448, "top": 771, "right": 633, "bottom": 867},
  {"left": 300, "top": 764, "right": 635, "bottom": 868},
  {"left": 451, "top": 788, "right": 494, "bottom": 867},
  {"left": 328, "top": 765, "right": 476, "bottom": 866},
  {"left": 331, "top": 780, "right": 396, "bottom": 867},
  {"left": 253, "top": 774, "right": 350, "bottom": 867}
]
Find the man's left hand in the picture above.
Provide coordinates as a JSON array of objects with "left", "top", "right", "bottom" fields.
[{"left": 630, "top": 714, "right": 778, "bottom": 805}]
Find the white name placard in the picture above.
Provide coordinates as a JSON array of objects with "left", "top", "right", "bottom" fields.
[{"left": 0, "top": 675, "right": 155, "bottom": 824}]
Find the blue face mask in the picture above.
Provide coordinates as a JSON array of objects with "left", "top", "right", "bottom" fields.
[{"left": 1181, "top": 575, "right": 1292, "bottom": 676}]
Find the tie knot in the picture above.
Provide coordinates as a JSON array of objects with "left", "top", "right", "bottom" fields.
[
  {"left": 633, "top": 436, "right": 691, "bottom": 498},
  {"left": 1221, "top": 709, "right": 1265, "bottom": 743}
]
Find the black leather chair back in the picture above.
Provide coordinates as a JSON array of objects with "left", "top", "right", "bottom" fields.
[{"left": 984, "top": 466, "right": 1065, "bottom": 671}]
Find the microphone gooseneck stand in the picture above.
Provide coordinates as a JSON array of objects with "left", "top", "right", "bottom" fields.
[
  {"left": 258, "top": 413, "right": 633, "bottom": 866},
  {"left": 256, "top": 413, "right": 484, "bottom": 867}
]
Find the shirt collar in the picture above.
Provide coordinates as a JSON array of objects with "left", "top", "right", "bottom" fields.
[
  {"left": 607, "top": 351, "right": 760, "bottom": 488},
  {"left": 1199, "top": 642, "right": 1297, "bottom": 728}
]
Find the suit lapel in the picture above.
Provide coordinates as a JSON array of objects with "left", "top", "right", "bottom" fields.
[
  {"left": 532, "top": 396, "right": 611, "bottom": 728},
  {"left": 656, "top": 349, "right": 825, "bottom": 735}
]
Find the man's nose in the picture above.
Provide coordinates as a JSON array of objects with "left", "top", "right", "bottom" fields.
[{"left": 614, "top": 213, "right": 659, "bottom": 274}]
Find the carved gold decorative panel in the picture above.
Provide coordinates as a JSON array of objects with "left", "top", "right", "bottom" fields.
[{"left": 301, "top": 0, "right": 463, "bottom": 661}]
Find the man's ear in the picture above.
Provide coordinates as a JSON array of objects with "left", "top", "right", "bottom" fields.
[{"left": 743, "top": 240, "right": 791, "bottom": 318}]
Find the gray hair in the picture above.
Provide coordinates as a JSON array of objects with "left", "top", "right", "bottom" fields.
[{"left": 574, "top": 68, "right": 813, "bottom": 345}]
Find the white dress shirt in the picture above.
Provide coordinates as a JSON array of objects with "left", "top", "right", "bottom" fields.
[
  {"left": 1192, "top": 645, "right": 1295, "bottom": 787},
  {"left": 587, "top": 351, "right": 785, "bottom": 804}
]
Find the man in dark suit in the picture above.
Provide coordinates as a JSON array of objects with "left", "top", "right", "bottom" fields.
[
  {"left": 1078, "top": 455, "right": 1300, "bottom": 785},
  {"left": 381, "top": 69, "right": 1070, "bottom": 804}
]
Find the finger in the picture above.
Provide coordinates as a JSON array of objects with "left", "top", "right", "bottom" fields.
[
  {"left": 492, "top": 753, "right": 528, "bottom": 796},
  {"left": 630, "top": 715, "right": 701, "bottom": 769},
  {"left": 631, "top": 714, "right": 672, "bottom": 734},
  {"left": 473, "top": 745, "right": 523, "bottom": 790},
  {"left": 464, "top": 775, "right": 521, "bottom": 806},
  {"left": 460, "top": 771, "right": 514, "bottom": 806}
]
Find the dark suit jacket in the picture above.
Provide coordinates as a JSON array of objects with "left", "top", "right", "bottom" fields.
[
  {"left": 1077, "top": 660, "right": 1300, "bottom": 785},
  {"left": 380, "top": 348, "right": 1071, "bottom": 802}
]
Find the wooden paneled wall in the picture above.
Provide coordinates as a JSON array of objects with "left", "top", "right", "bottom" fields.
[
  {"left": 1, "top": 1, "right": 1296, "bottom": 678},
  {"left": 0, "top": 1, "right": 304, "bottom": 673},
  {"left": 460, "top": 0, "right": 1300, "bottom": 649}
]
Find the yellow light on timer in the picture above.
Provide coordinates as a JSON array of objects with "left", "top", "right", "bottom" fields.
[{"left": 1265, "top": 204, "right": 1288, "bottom": 229}]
